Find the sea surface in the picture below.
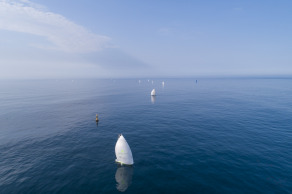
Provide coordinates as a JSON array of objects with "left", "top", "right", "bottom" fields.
[{"left": 0, "top": 78, "right": 291, "bottom": 193}]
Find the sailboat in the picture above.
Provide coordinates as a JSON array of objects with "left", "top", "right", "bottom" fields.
[
  {"left": 151, "top": 89, "right": 156, "bottom": 96},
  {"left": 115, "top": 134, "right": 134, "bottom": 165}
]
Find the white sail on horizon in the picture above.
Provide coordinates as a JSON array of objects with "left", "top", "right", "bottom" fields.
[{"left": 151, "top": 89, "right": 156, "bottom": 96}]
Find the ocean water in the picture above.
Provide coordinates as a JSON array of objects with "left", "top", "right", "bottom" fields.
[{"left": 0, "top": 78, "right": 291, "bottom": 193}]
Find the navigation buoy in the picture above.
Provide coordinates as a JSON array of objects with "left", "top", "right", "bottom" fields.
[{"left": 96, "top": 114, "right": 99, "bottom": 122}]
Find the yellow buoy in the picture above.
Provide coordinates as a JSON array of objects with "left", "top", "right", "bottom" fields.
[{"left": 96, "top": 114, "right": 99, "bottom": 122}]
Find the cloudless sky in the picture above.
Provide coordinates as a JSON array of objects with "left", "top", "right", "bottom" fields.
[{"left": 1, "top": 0, "right": 292, "bottom": 79}]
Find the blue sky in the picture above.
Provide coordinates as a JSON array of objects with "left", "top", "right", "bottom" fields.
[{"left": 1, "top": 0, "right": 292, "bottom": 79}]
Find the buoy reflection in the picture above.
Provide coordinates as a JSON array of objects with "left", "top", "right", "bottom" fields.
[{"left": 115, "top": 166, "right": 133, "bottom": 192}]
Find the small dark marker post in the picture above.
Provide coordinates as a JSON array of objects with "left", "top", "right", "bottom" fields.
[{"left": 96, "top": 114, "right": 99, "bottom": 122}]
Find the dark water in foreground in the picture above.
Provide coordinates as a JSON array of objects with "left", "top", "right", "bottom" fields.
[{"left": 0, "top": 78, "right": 291, "bottom": 193}]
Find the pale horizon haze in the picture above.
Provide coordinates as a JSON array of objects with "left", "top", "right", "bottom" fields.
[{"left": 1, "top": 0, "right": 292, "bottom": 79}]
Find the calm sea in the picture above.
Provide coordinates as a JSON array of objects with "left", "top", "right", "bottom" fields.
[{"left": 0, "top": 78, "right": 291, "bottom": 193}]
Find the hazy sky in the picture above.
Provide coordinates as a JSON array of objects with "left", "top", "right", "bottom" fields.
[{"left": 1, "top": 0, "right": 292, "bottom": 79}]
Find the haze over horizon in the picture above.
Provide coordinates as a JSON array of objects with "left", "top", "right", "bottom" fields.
[{"left": 1, "top": 0, "right": 292, "bottom": 79}]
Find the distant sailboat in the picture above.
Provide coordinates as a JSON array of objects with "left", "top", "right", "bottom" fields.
[
  {"left": 162, "top": 81, "right": 165, "bottom": 86},
  {"left": 151, "top": 89, "right": 156, "bottom": 96},
  {"left": 115, "top": 134, "right": 134, "bottom": 165}
]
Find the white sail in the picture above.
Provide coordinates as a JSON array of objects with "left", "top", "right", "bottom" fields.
[
  {"left": 151, "top": 89, "right": 156, "bottom": 96},
  {"left": 115, "top": 134, "right": 134, "bottom": 165}
]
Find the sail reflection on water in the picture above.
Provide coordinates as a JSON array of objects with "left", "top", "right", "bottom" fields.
[
  {"left": 115, "top": 166, "right": 134, "bottom": 192},
  {"left": 151, "top": 96, "right": 156, "bottom": 104}
]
